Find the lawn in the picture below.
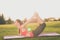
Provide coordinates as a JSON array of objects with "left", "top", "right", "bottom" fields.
[
  {"left": 44, "top": 21, "right": 60, "bottom": 33},
  {"left": 0, "top": 21, "right": 60, "bottom": 40}
]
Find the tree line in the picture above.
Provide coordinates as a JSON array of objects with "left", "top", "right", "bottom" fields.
[
  {"left": 44, "top": 17, "right": 60, "bottom": 22},
  {"left": 0, "top": 14, "right": 14, "bottom": 24},
  {"left": 0, "top": 14, "right": 60, "bottom": 24}
]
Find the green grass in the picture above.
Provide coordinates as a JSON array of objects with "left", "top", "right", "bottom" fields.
[
  {"left": 0, "top": 24, "right": 18, "bottom": 40},
  {"left": 43, "top": 21, "right": 60, "bottom": 33},
  {"left": 0, "top": 21, "right": 60, "bottom": 40}
]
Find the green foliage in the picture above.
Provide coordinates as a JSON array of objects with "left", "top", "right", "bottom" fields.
[
  {"left": 0, "top": 14, "right": 6, "bottom": 24},
  {"left": 6, "top": 18, "right": 14, "bottom": 24},
  {"left": 44, "top": 18, "right": 48, "bottom": 22},
  {"left": 0, "top": 14, "right": 14, "bottom": 24},
  {"left": 58, "top": 18, "right": 60, "bottom": 21},
  {"left": 44, "top": 18, "right": 60, "bottom": 22}
]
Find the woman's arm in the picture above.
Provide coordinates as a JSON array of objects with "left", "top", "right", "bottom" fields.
[{"left": 21, "top": 19, "right": 32, "bottom": 27}]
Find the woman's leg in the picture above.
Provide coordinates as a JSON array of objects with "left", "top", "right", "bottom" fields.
[{"left": 32, "top": 23, "right": 46, "bottom": 37}]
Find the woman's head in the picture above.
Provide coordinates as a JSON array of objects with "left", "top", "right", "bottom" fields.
[{"left": 15, "top": 19, "right": 23, "bottom": 26}]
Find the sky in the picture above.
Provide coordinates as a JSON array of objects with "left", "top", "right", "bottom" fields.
[{"left": 0, "top": 0, "right": 60, "bottom": 21}]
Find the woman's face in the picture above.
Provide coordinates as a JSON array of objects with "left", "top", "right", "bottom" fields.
[{"left": 15, "top": 21, "right": 20, "bottom": 26}]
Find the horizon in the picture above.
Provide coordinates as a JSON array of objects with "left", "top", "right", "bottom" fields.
[
  {"left": 0, "top": 0, "right": 60, "bottom": 21},
  {"left": 0, "top": 12, "right": 59, "bottom": 21}
]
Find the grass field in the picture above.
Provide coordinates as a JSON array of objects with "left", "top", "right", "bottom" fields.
[{"left": 0, "top": 21, "right": 60, "bottom": 40}]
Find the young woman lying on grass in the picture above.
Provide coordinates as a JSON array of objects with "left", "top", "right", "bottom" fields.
[{"left": 15, "top": 13, "right": 46, "bottom": 37}]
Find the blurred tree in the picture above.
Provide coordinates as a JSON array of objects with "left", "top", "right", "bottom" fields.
[
  {"left": 58, "top": 18, "right": 60, "bottom": 21},
  {"left": 53, "top": 18, "right": 58, "bottom": 21},
  {"left": 44, "top": 18, "right": 48, "bottom": 22},
  {"left": 6, "top": 18, "right": 14, "bottom": 24},
  {"left": 0, "top": 14, "right": 6, "bottom": 24}
]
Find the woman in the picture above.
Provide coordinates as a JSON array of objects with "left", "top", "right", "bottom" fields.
[
  {"left": 21, "top": 13, "right": 46, "bottom": 37},
  {"left": 15, "top": 19, "right": 33, "bottom": 37},
  {"left": 15, "top": 19, "right": 23, "bottom": 35},
  {"left": 15, "top": 13, "right": 46, "bottom": 37}
]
